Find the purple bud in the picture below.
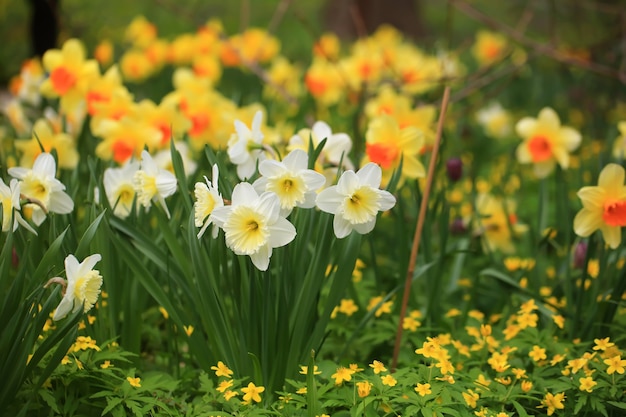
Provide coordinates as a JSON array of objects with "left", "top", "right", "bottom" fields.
[
  {"left": 12, "top": 247, "right": 19, "bottom": 268},
  {"left": 446, "top": 157, "right": 463, "bottom": 182},
  {"left": 573, "top": 241, "right": 588, "bottom": 269},
  {"left": 450, "top": 217, "right": 467, "bottom": 235}
]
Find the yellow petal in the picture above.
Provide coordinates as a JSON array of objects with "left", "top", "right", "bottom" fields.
[{"left": 573, "top": 209, "right": 604, "bottom": 237}]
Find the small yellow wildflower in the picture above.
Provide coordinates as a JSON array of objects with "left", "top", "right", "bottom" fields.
[
  {"left": 356, "top": 381, "right": 372, "bottom": 398},
  {"left": 100, "top": 360, "right": 112, "bottom": 369},
  {"left": 579, "top": 376, "right": 597, "bottom": 393},
  {"left": 593, "top": 337, "right": 615, "bottom": 351},
  {"left": 211, "top": 361, "right": 234, "bottom": 378},
  {"left": 538, "top": 392, "right": 565, "bottom": 416},
  {"left": 337, "top": 299, "right": 359, "bottom": 316},
  {"left": 381, "top": 374, "right": 397, "bottom": 387},
  {"left": 224, "top": 390, "right": 238, "bottom": 401},
  {"left": 521, "top": 380, "right": 533, "bottom": 393},
  {"left": 127, "top": 376, "right": 141, "bottom": 388},
  {"left": 529, "top": 345, "right": 547, "bottom": 362},
  {"left": 183, "top": 325, "right": 194, "bottom": 336},
  {"left": 415, "top": 382, "right": 432, "bottom": 397},
  {"left": 241, "top": 382, "right": 265, "bottom": 403},
  {"left": 369, "top": 360, "right": 387, "bottom": 374},
  {"left": 462, "top": 389, "right": 480, "bottom": 408},
  {"left": 331, "top": 367, "right": 353, "bottom": 385},
  {"left": 217, "top": 380, "right": 233, "bottom": 393},
  {"left": 299, "top": 365, "right": 322, "bottom": 375},
  {"left": 604, "top": 355, "right": 626, "bottom": 375}
]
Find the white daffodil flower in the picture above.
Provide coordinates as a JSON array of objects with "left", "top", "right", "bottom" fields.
[
  {"left": 227, "top": 110, "right": 266, "bottom": 180},
  {"left": 253, "top": 149, "right": 326, "bottom": 216},
  {"left": 103, "top": 161, "right": 140, "bottom": 219},
  {"left": 8, "top": 152, "right": 74, "bottom": 226},
  {"left": 0, "top": 178, "right": 37, "bottom": 234},
  {"left": 316, "top": 162, "right": 396, "bottom": 239},
  {"left": 153, "top": 141, "right": 198, "bottom": 177},
  {"left": 133, "top": 150, "right": 177, "bottom": 218},
  {"left": 210, "top": 182, "right": 296, "bottom": 271},
  {"left": 51, "top": 254, "right": 103, "bottom": 321},
  {"left": 289, "top": 120, "right": 354, "bottom": 170},
  {"left": 194, "top": 164, "right": 224, "bottom": 239}
]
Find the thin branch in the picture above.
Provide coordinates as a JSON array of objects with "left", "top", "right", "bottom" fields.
[
  {"left": 450, "top": 0, "right": 626, "bottom": 82},
  {"left": 391, "top": 86, "right": 451, "bottom": 372}
]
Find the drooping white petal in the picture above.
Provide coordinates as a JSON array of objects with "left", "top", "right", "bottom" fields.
[
  {"left": 52, "top": 295, "right": 74, "bottom": 321},
  {"left": 48, "top": 191, "right": 74, "bottom": 214},
  {"left": 333, "top": 214, "right": 353, "bottom": 239},
  {"left": 250, "top": 244, "right": 271, "bottom": 271},
  {"left": 377, "top": 190, "right": 397, "bottom": 211}
]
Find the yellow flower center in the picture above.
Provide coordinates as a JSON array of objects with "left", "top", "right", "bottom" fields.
[
  {"left": 366, "top": 142, "right": 399, "bottom": 169},
  {"left": 73, "top": 270, "right": 103, "bottom": 312},
  {"left": 134, "top": 171, "right": 157, "bottom": 207},
  {"left": 50, "top": 66, "right": 77, "bottom": 95},
  {"left": 115, "top": 184, "right": 135, "bottom": 208},
  {"left": 528, "top": 135, "right": 552, "bottom": 162},
  {"left": 603, "top": 199, "right": 626, "bottom": 227},
  {"left": 224, "top": 206, "right": 268, "bottom": 254},
  {"left": 344, "top": 186, "right": 379, "bottom": 224},
  {"left": 267, "top": 175, "right": 306, "bottom": 209},
  {"left": 21, "top": 176, "right": 50, "bottom": 206}
]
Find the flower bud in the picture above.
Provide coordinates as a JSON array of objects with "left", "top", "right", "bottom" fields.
[
  {"left": 573, "top": 241, "right": 588, "bottom": 269},
  {"left": 446, "top": 157, "right": 463, "bottom": 182}
]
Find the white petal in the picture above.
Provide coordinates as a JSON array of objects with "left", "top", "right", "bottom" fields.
[
  {"left": 52, "top": 295, "right": 74, "bottom": 321},
  {"left": 48, "top": 191, "right": 74, "bottom": 214},
  {"left": 377, "top": 190, "right": 396, "bottom": 211},
  {"left": 283, "top": 149, "right": 309, "bottom": 171},
  {"left": 336, "top": 170, "right": 359, "bottom": 195},
  {"left": 257, "top": 191, "right": 280, "bottom": 224},
  {"left": 231, "top": 182, "right": 259, "bottom": 206},
  {"left": 77, "top": 254, "right": 102, "bottom": 277},
  {"left": 140, "top": 151, "right": 158, "bottom": 175},
  {"left": 356, "top": 163, "right": 382, "bottom": 187},
  {"left": 156, "top": 170, "right": 177, "bottom": 198},
  {"left": 32, "top": 153, "right": 57, "bottom": 177},
  {"left": 333, "top": 214, "right": 353, "bottom": 239},
  {"left": 8, "top": 167, "right": 29, "bottom": 180},
  {"left": 301, "top": 170, "right": 326, "bottom": 190},
  {"left": 316, "top": 186, "right": 342, "bottom": 213},
  {"left": 250, "top": 244, "right": 271, "bottom": 271},
  {"left": 64, "top": 254, "right": 80, "bottom": 283},
  {"left": 353, "top": 218, "right": 376, "bottom": 234},
  {"left": 259, "top": 159, "right": 286, "bottom": 178},
  {"left": 312, "top": 121, "right": 331, "bottom": 141},
  {"left": 209, "top": 206, "right": 231, "bottom": 227},
  {"left": 234, "top": 119, "right": 251, "bottom": 140},
  {"left": 267, "top": 217, "right": 296, "bottom": 248},
  {"left": 251, "top": 110, "right": 264, "bottom": 135}
]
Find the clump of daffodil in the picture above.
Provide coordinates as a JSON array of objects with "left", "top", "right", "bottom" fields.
[
  {"left": 573, "top": 163, "right": 626, "bottom": 249},
  {"left": 515, "top": 107, "right": 582, "bottom": 178},
  {"left": 194, "top": 164, "right": 224, "bottom": 239}
]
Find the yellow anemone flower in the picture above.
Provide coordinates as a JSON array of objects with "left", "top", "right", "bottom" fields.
[
  {"left": 574, "top": 163, "right": 626, "bottom": 249},
  {"left": 515, "top": 107, "right": 582, "bottom": 178}
]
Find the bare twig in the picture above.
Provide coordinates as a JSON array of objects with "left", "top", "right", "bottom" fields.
[
  {"left": 268, "top": 0, "right": 294, "bottom": 34},
  {"left": 450, "top": 0, "right": 626, "bottom": 82},
  {"left": 391, "top": 86, "right": 451, "bottom": 372}
]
